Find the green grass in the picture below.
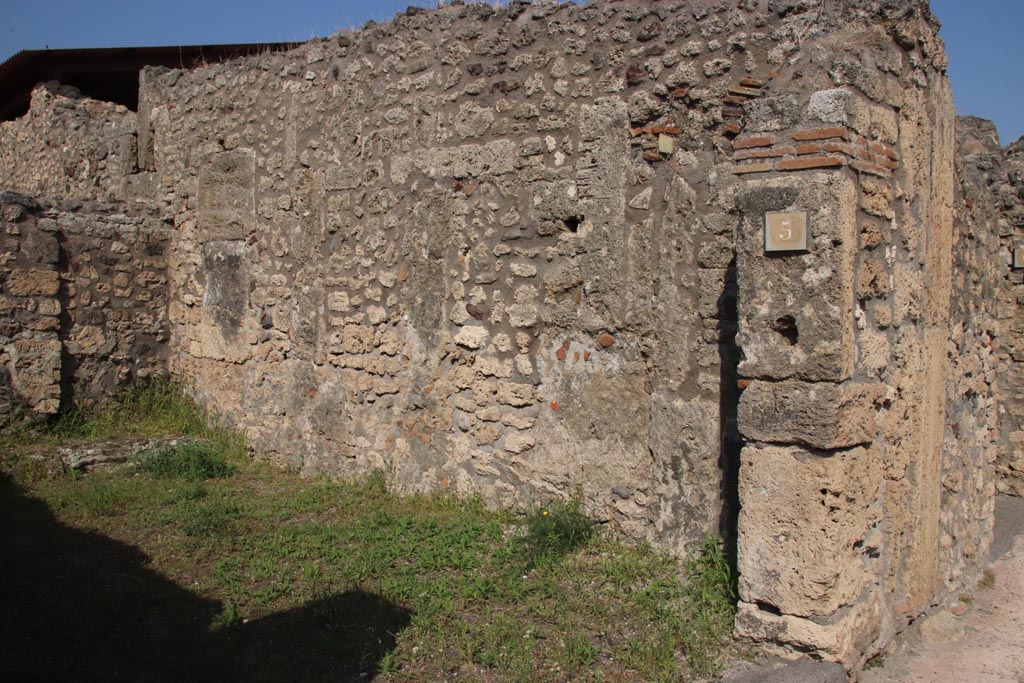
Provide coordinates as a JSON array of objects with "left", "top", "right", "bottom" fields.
[
  {"left": 0, "top": 382, "right": 738, "bottom": 682},
  {"left": 520, "top": 498, "right": 596, "bottom": 565},
  {"left": 135, "top": 441, "right": 234, "bottom": 480},
  {"left": 0, "top": 378, "right": 245, "bottom": 461}
]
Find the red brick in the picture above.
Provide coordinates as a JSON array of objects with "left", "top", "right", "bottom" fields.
[
  {"left": 737, "top": 379, "right": 752, "bottom": 389},
  {"left": 871, "top": 155, "right": 899, "bottom": 170},
  {"left": 823, "top": 141, "right": 870, "bottom": 159},
  {"left": 650, "top": 124, "right": 681, "bottom": 135},
  {"left": 734, "top": 146, "right": 795, "bottom": 161},
  {"left": 723, "top": 95, "right": 747, "bottom": 105},
  {"left": 868, "top": 141, "right": 899, "bottom": 160},
  {"left": 732, "top": 134, "right": 776, "bottom": 150},
  {"left": 598, "top": 333, "right": 615, "bottom": 347},
  {"left": 724, "top": 123, "right": 742, "bottom": 136},
  {"left": 795, "top": 143, "right": 821, "bottom": 155},
  {"left": 671, "top": 87, "right": 690, "bottom": 98},
  {"left": 739, "top": 77, "right": 765, "bottom": 88},
  {"left": 850, "top": 160, "right": 893, "bottom": 177},
  {"left": 550, "top": 401, "right": 560, "bottom": 411},
  {"left": 722, "top": 107, "right": 744, "bottom": 119},
  {"left": 728, "top": 85, "right": 762, "bottom": 97},
  {"left": 775, "top": 155, "right": 846, "bottom": 171},
  {"left": 733, "top": 162, "right": 774, "bottom": 175},
  {"left": 643, "top": 150, "right": 662, "bottom": 162},
  {"left": 793, "top": 126, "right": 850, "bottom": 142}
]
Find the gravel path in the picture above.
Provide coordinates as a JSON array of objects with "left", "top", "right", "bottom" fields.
[{"left": 861, "top": 496, "right": 1024, "bottom": 683}]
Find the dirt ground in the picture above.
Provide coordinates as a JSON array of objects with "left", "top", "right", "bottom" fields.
[{"left": 861, "top": 495, "right": 1024, "bottom": 683}]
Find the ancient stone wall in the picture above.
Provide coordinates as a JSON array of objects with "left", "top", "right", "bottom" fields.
[
  {"left": 717, "top": 2, "right": 998, "bottom": 668},
  {"left": 0, "top": 0, "right": 1017, "bottom": 673},
  {"left": 0, "top": 193, "right": 170, "bottom": 419},
  {"left": 144, "top": 0, "right": 790, "bottom": 552},
  {"left": 0, "top": 194, "right": 62, "bottom": 417},
  {"left": 0, "top": 83, "right": 139, "bottom": 203},
  {"left": 958, "top": 117, "right": 1024, "bottom": 497},
  {"left": 56, "top": 202, "right": 171, "bottom": 401}
]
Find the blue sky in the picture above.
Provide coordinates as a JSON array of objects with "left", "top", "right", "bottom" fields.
[{"left": 1, "top": 1, "right": 1021, "bottom": 143}]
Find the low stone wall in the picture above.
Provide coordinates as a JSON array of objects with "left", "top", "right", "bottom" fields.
[
  {"left": 0, "top": 83, "right": 138, "bottom": 203},
  {"left": 0, "top": 193, "right": 170, "bottom": 418},
  {"left": 57, "top": 201, "right": 171, "bottom": 401},
  {"left": 0, "top": 193, "right": 61, "bottom": 416}
]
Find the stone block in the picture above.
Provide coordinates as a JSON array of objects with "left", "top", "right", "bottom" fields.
[
  {"left": 737, "top": 443, "right": 882, "bottom": 617},
  {"left": 20, "top": 227, "right": 58, "bottom": 265},
  {"left": 734, "top": 594, "right": 882, "bottom": 668},
  {"left": 201, "top": 240, "right": 250, "bottom": 341},
  {"left": 5, "top": 269, "right": 59, "bottom": 297},
  {"left": 5, "top": 335, "right": 61, "bottom": 414},
  {"left": 735, "top": 173, "right": 858, "bottom": 382},
  {"left": 197, "top": 149, "right": 255, "bottom": 242},
  {"left": 738, "top": 380, "right": 884, "bottom": 449}
]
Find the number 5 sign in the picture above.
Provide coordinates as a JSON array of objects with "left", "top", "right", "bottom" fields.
[{"left": 764, "top": 211, "right": 809, "bottom": 252}]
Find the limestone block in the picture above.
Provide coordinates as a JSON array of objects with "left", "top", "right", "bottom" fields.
[
  {"left": 5, "top": 335, "right": 61, "bottom": 414},
  {"left": 341, "top": 325, "right": 374, "bottom": 354},
  {"left": 734, "top": 593, "right": 883, "bottom": 668},
  {"left": 495, "top": 381, "right": 534, "bottom": 407},
  {"left": 504, "top": 432, "right": 536, "bottom": 453},
  {"left": 737, "top": 443, "right": 882, "bottom": 617},
  {"left": 454, "top": 325, "right": 489, "bottom": 349},
  {"left": 5, "top": 269, "right": 59, "bottom": 297},
  {"left": 738, "top": 380, "right": 885, "bottom": 449},
  {"left": 197, "top": 149, "right": 255, "bottom": 242},
  {"left": 19, "top": 227, "right": 58, "bottom": 265},
  {"left": 735, "top": 173, "right": 858, "bottom": 382},
  {"left": 201, "top": 240, "right": 250, "bottom": 341},
  {"left": 65, "top": 325, "right": 115, "bottom": 357},
  {"left": 648, "top": 394, "right": 722, "bottom": 551}
]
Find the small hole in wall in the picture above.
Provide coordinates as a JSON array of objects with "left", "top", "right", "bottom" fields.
[
  {"left": 770, "top": 315, "right": 799, "bottom": 345},
  {"left": 563, "top": 216, "right": 583, "bottom": 232},
  {"left": 754, "top": 600, "right": 783, "bottom": 616}
]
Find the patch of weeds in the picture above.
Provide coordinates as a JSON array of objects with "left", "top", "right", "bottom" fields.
[
  {"left": 175, "top": 482, "right": 208, "bottom": 502},
  {"left": 864, "top": 653, "right": 886, "bottom": 670},
  {"left": 979, "top": 567, "right": 996, "bottom": 589},
  {"left": 685, "top": 534, "right": 739, "bottom": 608},
  {"left": 212, "top": 559, "right": 243, "bottom": 591},
  {"left": 212, "top": 599, "right": 241, "bottom": 629},
  {"left": 377, "top": 649, "right": 398, "bottom": 675},
  {"left": 136, "top": 441, "right": 233, "bottom": 481},
  {"left": 1, "top": 378, "right": 247, "bottom": 467},
  {"left": 561, "top": 633, "right": 598, "bottom": 668},
  {"left": 68, "top": 475, "right": 130, "bottom": 518},
  {"left": 179, "top": 500, "right": 239, "bottom": 537},
  {"left": 520, "top": 497, "right": 595, "bottom": 563},
  {"left": 366, "top": 468, "right": 388, "bottom": 496},
  {"left": 678, "top": 536, "right": 739, "bottom": 675}
]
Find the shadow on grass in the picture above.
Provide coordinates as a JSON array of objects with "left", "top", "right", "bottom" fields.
[{"left": 0, "top": 471, "right": 410, "bottom": 682}]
